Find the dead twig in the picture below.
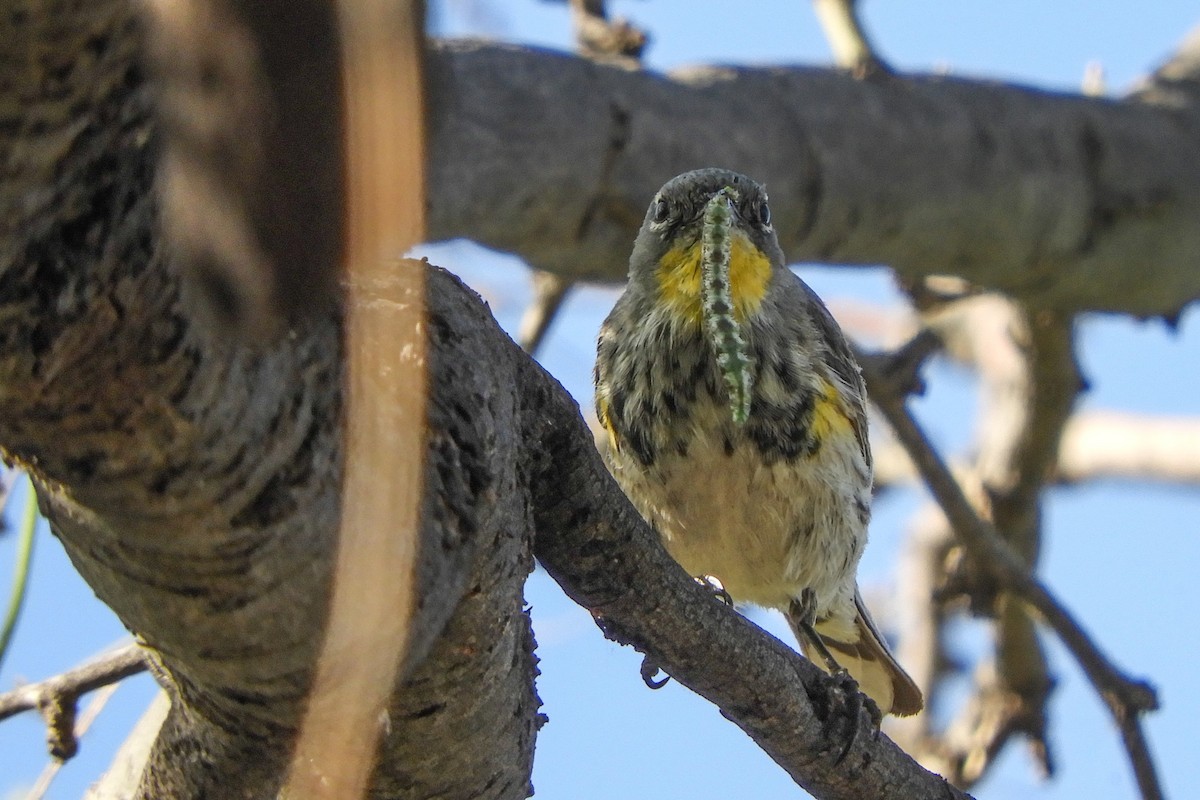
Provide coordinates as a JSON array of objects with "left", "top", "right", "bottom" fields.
[
  {"left": 811, "top": 0, "right": 891, "bottom": 78},
  {"left": 518, "top": 270, "right": 573, "bottom": 355},
  {"left": 0, "top": 643, "right": 147, "bottom": 760},
  {"left": 907, "top": 297, "right": 1075, "bottom": 784},
  {"left": 568, "top": 0, "right": 647, "bottom": 63},
  {"left": 27, "top": 681, "right": 122, "bottom": 798}
]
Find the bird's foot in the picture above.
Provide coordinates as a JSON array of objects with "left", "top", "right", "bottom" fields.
[
  {"left": 826, "top": 670, "right": 882, "bottom": 765},
  {"left": 695, "top": 574, "right": 734, "bottom": 606}
]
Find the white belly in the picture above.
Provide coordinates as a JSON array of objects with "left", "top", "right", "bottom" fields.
[{"left": 607, "top": 400, "right": 868, "bottom": 618}]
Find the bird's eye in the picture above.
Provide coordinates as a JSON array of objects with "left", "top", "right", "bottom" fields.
[
  {"left": 651, "top": 198, "right": 670, "bottom": 224},
  {"left": 757, "top": 202, "right": 771, "bottom": 226}
]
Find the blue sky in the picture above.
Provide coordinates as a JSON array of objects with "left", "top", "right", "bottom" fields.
[{"left": 3, "top": 2, "right": 1199, "bottom": 798}]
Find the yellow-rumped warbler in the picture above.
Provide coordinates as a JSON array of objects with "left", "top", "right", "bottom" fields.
[{"left": 594, "top": 168, "right": 922, "bottom": 716}]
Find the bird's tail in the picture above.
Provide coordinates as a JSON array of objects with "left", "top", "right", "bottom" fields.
[{"left": 787, "top": 588, "right": 924, "bottom": 717}]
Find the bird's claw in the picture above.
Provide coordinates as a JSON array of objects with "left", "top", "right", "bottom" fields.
[
  {"left": 827, "top": 670, "right": 881, "bottom": 765},
  {"left": 640, "top": 576, "right": 732, "bottom": 691},
  {"left": 640, "top": 656, "right": 670, "bottom": 689},
  {"left": 695, "top": 574, "right": 734, "bottom": 607}
]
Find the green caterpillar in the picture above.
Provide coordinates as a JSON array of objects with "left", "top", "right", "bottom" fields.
[{"left": 700, "top": 188, "right": 754, "bottom": 425}]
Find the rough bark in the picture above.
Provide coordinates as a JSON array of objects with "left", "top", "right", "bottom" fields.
[
  {"left": 425, "top": 37, "right": 1200, "bottom": 317},
  {"left": 2, "top": 5, "right": 538, "bottom": 797}
]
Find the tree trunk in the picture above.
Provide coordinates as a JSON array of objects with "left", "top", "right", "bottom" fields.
[{"left": 3, "top": 6, "right": 539, "bottom": 796}]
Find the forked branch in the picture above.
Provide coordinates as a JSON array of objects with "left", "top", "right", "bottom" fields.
[
  {"left": 0, "top": 643, "right": 147, "bottom": 760},
  {"left": 861, "top": 339, "right": 1163, "bottom": 800}
]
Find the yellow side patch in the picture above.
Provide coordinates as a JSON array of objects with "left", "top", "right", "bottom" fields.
[
  {"left": 597, "top": 396, "right": 620, "bottom": 453},
  {"left": 656, "top": 231, "right": 772, "bottom": 325},
  {"left": 811, "top": 379, "right": 854, "bottom": 441}
]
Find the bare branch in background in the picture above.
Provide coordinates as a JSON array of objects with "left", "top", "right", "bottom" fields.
[
  {"left": 862, "top": 343, "right": 1163, "bottom": 800},
  {"left": 873, "top": 411, "right": 1200, "bottom": 490},
  {"left": 828, "top": 297, "right": 1200, "bottom": 489},
  {"left": 1056, "top": 412, "right": 1200, "bottom": 483},
  {"left": 891, "top": 295, "right": 1080, "bottom": 785},
  {"left": 0, "top": 644, "right": 147, "bottom": 760},
  {"left": 425, "top": 33, "right": 1200, "bottom": 318},
  {"left": 518, "top": 269, "right": 573, "bottom": 354},
  {"left": 568, "top": 0, "right": 647, "bottom": 64},
  {"left": 811, "top": 0, "right": 891, "bottom": 77}
]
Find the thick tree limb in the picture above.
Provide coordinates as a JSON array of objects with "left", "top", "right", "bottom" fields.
[
  {"left": 1, "top": 5, "right": 536, "bottom": 796},
  {"left": 425, "top": 35, "right": 1200, "bottom": 318}
]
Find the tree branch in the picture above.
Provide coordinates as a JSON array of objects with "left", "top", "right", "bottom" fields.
[
  {"left": 28, "top": 681, "right": 122, "bottom": 798},
  {"left": 861, "top": 344, "right": 1163, "bottom": 800},
  {"left": 873, "top": 411, "right": 1200, "bottom": 489},
  {"left": 811, "top": 0, "right": 891, "bottom": 77},
  {"left": 914, "top": 297, "right": 1079, "bottom": 785},
  {"left": 517, "top": 269, "right": 573, "bottom": 354},
  {"left": 425, "top": 35, "right": 1200, "bottom": 317},
  {"left": 0, "top": 643, "right": 147, "bottom": 760},
  {"left": 517, "top": 0, "right": 644, "bottom": 357},
  {"left": 520, "top": 354, "right": 969, "bottom": 800},
  {"left": 1056, "top": 412, "right": 1200, "bottom": 484}
]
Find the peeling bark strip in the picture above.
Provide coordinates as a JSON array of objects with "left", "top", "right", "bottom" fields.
[
  {"left": 286, "top": 1, "right": 428, "bottom": 797},
  {"left": 425, "top": 39, "right": 1200, "bottom": 317}
]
